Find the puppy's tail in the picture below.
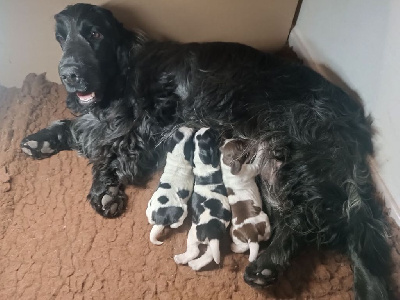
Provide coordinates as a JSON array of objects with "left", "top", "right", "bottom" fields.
[
  {"left": 209, "top": 239, "right": 221, "bottom": 264},
  {"left": 345, "top": 170, "right": 392, "bottom": 299},
  {"left": 248, "top": 242, "right": 260, "bottom": 262},
  {"left": 150, "top": 225, "right": 165, "bottom": 245}
]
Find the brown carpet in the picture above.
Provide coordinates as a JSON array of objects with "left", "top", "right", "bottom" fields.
[{"left": 0, "top": 73, "right": 399, "bottom": 299}]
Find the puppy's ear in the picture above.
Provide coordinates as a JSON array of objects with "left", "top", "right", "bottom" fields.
[
  {"left": 197, "top": 129, "right": 220, "bottom": 168},
  {"left": 209, "top": 146, "right": 220, "bottom": 169},
  {"left": 204, "top": 130, "right": 220, "bottom": 168},
  {"left": 230, "top": 161, "right": 242, "bottom": 175}
]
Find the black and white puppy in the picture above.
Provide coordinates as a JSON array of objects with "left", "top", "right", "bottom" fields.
[
  {"left": 220, "top": 139, "right": 271, "bottom": 262},
  {"left": 146, "top": 127, "right": 195, "bottom": 245},
  {"left": 174, "top": 128, "right": 231, "bottom": 271}
]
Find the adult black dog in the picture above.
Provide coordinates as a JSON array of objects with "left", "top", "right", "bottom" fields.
[{"left": 21, "top": 3, "right": 391, "bottom": 299}]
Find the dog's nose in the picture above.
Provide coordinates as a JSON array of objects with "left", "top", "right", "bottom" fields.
[{"left": 59, "top": 65, "right": 80, "bottom": 86}]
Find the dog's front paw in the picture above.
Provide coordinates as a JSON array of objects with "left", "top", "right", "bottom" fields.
[
  {"left": 21, "top": 121, "right": 72, "bottom": 159},
  {"left": 244, "top": 254, "right": 278, "bottom": 288},
  {"left": 21, "top": 128, "right": 64, "bottom": 159},
  {"left": 88, "top": 186, "right": 126, "bottom": 218},
  {"left": 21, "top": 136, "right": 58, "bottom": 159},
  {"left": 174, "top": 253, "right": 189, "bottom": 265}
]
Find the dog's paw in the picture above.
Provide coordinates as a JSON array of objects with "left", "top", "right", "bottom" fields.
[
  {"left": 188, "top": 253, "right": 214, "bottom": 271},
  {"left": 174, "top": 253, "right": 195, "bottom": 265},
  {"left": 21, "top": 121, "right": 72, "bottom": 159},
  {"left": 21, "top": 136, "right": 58, "bottom": 159},
  {"left": 88, "top": 186, "right": 126, "bottom": 218},
  {"left": 21, "top": 127, "right": 64, "bottom": 159},
  {"left": 244, "top": 256, "right": 278, "bottom": 288},
  {"left": 173, "top": 253, "right": 188, "bottom": 265},
  {"left": 188, "top": 258, "right": 208, "bottom": 271},
  {"left": 231, "top": 242, "right": 249, "bottom": 254}
]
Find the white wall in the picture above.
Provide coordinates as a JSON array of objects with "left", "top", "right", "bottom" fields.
[
  {"left": 289, "top": 0, "right": 400, "bottom": 223},
  {"left": 0, "top": 0, "right": 298, "bottom": 88}
]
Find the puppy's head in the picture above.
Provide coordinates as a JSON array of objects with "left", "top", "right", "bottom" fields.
[
  {"left": 194, "top": 128, "right": 220, "bottom": 168},
  {"left": 54, "top": 4, "right": 132, "bottom": 113},
  {"left": 221, "top": 139, "right": 254, "bottom": 175}
]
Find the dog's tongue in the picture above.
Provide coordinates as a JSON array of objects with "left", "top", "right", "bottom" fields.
[{"left": 76, "top": 92, "right": 95, "bottom": 102}]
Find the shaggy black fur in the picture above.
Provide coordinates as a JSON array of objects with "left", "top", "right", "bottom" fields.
[{"left": 20, "top": 3, "right": 392, "bottom": 298}]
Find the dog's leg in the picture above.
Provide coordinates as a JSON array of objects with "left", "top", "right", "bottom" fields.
[
  {"left": 174, "top": 226, "right": 200, "bottom": 265},
  {"left": 188, "top": 245, "right": 214, "bottom": 271},
  {"left": 21, "top": 120, "right": 76, "bottom": 159},
  {"left": 243, "top": 224, "right": 303, "bottom": 287},
  {"left": 88, "top": 165, "right": 126, "bottom": 218},
  {"left": 231, "top": 242, "right": 249, "bottom": 254}
]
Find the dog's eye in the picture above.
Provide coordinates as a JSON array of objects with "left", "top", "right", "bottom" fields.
[{"left": 90, "top": 31, "right": 102, "bottom": 40}]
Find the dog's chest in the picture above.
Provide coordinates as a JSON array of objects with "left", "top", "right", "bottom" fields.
[{"left": 73, "top": 114, "right": 129, "bottom": 159}]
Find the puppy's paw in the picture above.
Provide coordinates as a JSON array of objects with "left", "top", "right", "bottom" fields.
[
  {"left": 188, "top": 255, "right": 214, "bottom": 271},
  {"left": 188, "top": 259, "right": 207, "bottom": 271},
  {"left": 89, "top": 186, "right": 126, "bottom": 218},
  {"left": 231, "top": 242, "right": 249, "bottom": 254},
  {"left": 173, "top": 254, "right": 188, "bottom": 265},
  {"left": 244, "top": 255, "right": 278, "bottom": 288},
  {"left": 174, "top": 253, "right": 195, "bottom": 265}
]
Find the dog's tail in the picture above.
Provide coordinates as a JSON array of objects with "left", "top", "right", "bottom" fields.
[
  {"left": 248, "top": 242, "right": 260, "bottom": 262},
  {"left": 209, "top": 239, "right": 221, "bottom": 264},
  {"left": 150, "top": 225, "right": 165, "bottom": 245},
  {"left": 345, "top": 164, "right": 391, "bottom": 299}
]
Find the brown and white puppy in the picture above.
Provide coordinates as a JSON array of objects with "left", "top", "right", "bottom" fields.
[
  {"left": 174, "top": 128, "right": 231, "bottom": 271},
  {"left": 146, "top": 127, "right": 195, "bottom": 245},
  {"left": 220, "top": 139, "right": 271, "bottom": 262}
]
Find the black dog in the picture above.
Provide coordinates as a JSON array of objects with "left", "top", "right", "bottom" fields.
[{"left": 21, "top": 3, "right": 392, "bottom": 298}]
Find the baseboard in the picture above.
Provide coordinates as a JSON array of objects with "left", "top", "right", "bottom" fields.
[{"left": 288, "top": 28, "right": 400, "bottom": 226}]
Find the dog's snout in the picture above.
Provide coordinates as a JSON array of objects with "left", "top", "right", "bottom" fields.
[{"left": 59, "top": 65, "right": 80, "bottom": 85}]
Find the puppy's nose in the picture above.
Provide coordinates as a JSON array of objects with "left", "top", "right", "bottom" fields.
[{"left": 59, "top": 65, "right": 80, "bottom": 86}]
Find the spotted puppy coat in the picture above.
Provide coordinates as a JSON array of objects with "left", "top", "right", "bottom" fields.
[
  {"left": 220, "top": 139, "right": 271, "bottom": 262},
  {"left": 174, "top": 128, "right": 231, "bottom": 271},
  {"left": 146, "top": 127, "right": 195, "bottom": 245}
]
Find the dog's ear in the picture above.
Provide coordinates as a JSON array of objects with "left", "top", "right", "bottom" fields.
[
  {"left": 198, "top": 146, "right": 220, "bottom": 168},
  {"left": 116, "top": 45, "right": 129, "bottom": 72},
  {"left": 230, "top": 160, "right": 243, "bottom": 175},
  {"left": 197, "top": 129, "right": 220, "bottom": 168},
  {"left": 184, "top": 138, "right": 194, "bottom": 165},
  {"left": 209, "top": 145, "right": 220, "bottom": 169},
  {"left": 166, "top": 129, "right": 184, "bottom": 153}
]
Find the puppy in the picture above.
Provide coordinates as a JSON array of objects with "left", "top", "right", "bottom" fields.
[
  {"left": 220, "top": 139, "right": 271, "bottom": 262},
  {"left": 174, "top": 128, "right": 231, "bottom": 271},
  {"left": 146, "top": 127, "right": 195, "bottom": 245}
]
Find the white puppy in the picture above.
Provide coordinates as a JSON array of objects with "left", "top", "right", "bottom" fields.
[
  {"left": 174, "top": 128, "right": 231, "bottom": 270},
  {"left": 146, "top": 127, "right": 195, "bottom": 245},
  {"left": 220, "top": 139, "right": 271, "bottom": 262}
]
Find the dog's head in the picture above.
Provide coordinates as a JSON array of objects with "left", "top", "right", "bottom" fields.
[
  {"left": 54, "top": 4, "right": 133, "bottom": 113},
  {"left": 220, "top": 139, "right": 255, "bottom": 175},
  {"left": 194, "top": 128, "right": 220, "bottom": 169}
]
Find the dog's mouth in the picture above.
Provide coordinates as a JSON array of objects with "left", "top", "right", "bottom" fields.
[{"left": 76, "top": 91, "right": 96, "bottom": 104}]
